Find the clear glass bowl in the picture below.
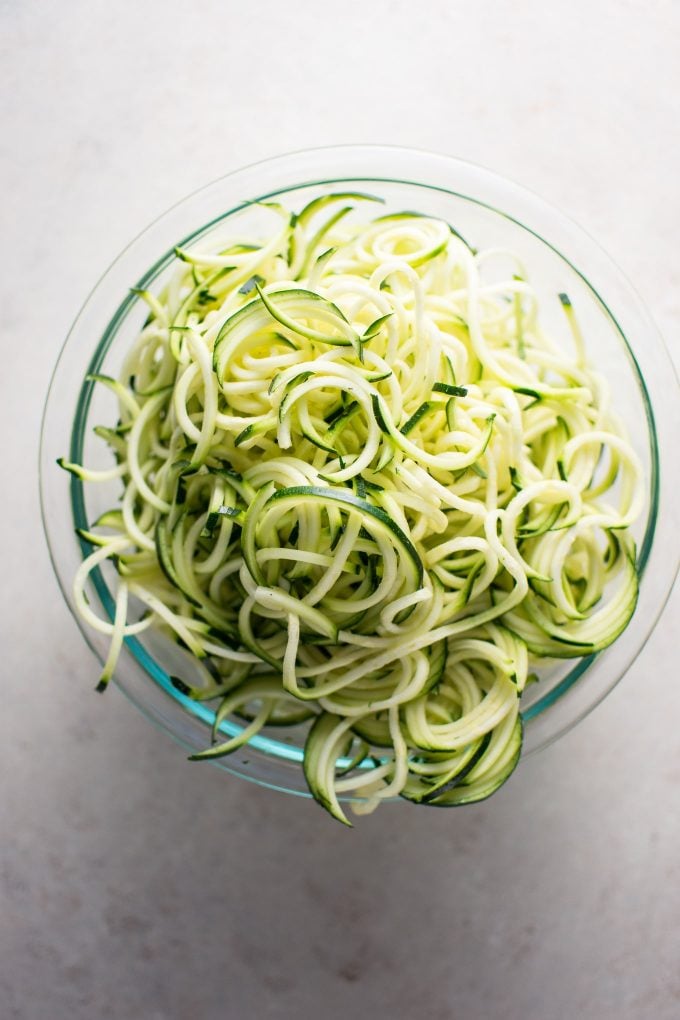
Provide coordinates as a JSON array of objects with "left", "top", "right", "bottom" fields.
[{"left": 40, "top": 145, "right": 680, "bottom": 800}]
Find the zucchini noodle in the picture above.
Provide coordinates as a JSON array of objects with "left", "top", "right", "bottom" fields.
[{"left": 61, "top": 193, "right": 642, "bottom": 823}]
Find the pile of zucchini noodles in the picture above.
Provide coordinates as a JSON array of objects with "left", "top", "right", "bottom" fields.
[{"left": 62, "top": 193, "right": 642, "bottom": 823}]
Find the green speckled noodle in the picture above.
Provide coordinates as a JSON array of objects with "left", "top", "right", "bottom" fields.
[{"left": 61, "top": 194, "right": 642, "bottom": 823}]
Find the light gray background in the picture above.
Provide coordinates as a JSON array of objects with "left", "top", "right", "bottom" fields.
[{"left": 2, "top": 2, "right": 679, "bottom": 1018}]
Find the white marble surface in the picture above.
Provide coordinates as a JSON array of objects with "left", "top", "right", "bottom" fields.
[{"left": 2, "top": 2, "right": 680, "bottom": 1017}]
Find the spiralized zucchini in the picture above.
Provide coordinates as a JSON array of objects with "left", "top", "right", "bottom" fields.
[{"left": 62, "top": 193, "right": 642, "bottom": 823}]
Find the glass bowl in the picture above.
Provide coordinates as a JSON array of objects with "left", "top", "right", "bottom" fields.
[{"left": 40, "top": 145, "right": 680, "bottom": 801}]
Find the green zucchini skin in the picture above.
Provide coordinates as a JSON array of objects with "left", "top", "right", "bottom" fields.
[
  {"left": 405, "top": 720, "right": 523, "bottom": 808},
  {"left": 303, "top": 714, "right": 354, "bottom": 826}
]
